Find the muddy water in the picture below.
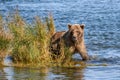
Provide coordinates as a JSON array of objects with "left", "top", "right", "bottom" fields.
[{"left": 0, "top": 0, "right": 120, "bottom": 80}]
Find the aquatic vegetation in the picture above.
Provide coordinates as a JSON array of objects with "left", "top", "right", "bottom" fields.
[
  {"left": 0, "top": 11, "right": 86, "bottom": 67},
  {"left": 7, "top": 12, "right": 53, "bottom": 65},
  {"left": 0, "top": 15, "right": 12, "bottom": 61}
]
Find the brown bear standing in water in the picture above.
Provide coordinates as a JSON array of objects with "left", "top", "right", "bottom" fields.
[{"left": 50, "top": 24, "right": 89, "bottom": 61}]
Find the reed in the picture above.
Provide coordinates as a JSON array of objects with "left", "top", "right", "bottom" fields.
[
  {"left": 0, "top": 15, "right": 12, "bottom": 61},
  {"left": 46, "top": 15, "right": 56, "bottom": 36},
  {"left": 7, "top": 12, "right": 53, "bottom": 65}
]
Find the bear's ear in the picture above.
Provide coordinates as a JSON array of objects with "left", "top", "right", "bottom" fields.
[
  {"left": 68, "top": 24, "right": 72, "bottom": 29},
  {"left": 80, "top": 24, "right": 85, "bottom": 29}
]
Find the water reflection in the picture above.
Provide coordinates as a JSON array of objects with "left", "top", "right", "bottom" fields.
[
  {"left": 0, "top": 67, "right": 48, "bottom": 80},
  {"left": 0, "top": 64, "right": 120, "bottom": 80},
  {"left": 0, "top": 66, "right": 14, "bottom": 80},
  {"left": 49, "top": 67, "right": 85, "bottom": 80},
  {"left": 3, "top": 67, "right": 14, "bottom": 80},
  {"left": 0, "top": 66, "right": 86, "bottom": 80}
]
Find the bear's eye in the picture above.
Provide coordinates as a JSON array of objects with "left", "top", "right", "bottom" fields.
[{"left": 70, "top": 32, "right": 73, "bottom": 35}]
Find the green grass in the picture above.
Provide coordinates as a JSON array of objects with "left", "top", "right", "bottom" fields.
[
  {"left": 7, "top": 12, "right": 53, "bottom": 65},
  {"left": 0, "top": 15, "right": 12, "bottom": 61},
  {"left": 0, "top": 11, "right": 86, "bottom": 67}
]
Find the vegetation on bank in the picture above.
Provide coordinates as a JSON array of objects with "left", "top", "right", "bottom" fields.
[{"left": 0, "top": 11, "right": 86, "bottom": 67}]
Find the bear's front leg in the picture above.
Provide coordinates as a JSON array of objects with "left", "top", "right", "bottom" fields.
[{"left": 76, "top": 44, "right": 89, "bottom": 61}]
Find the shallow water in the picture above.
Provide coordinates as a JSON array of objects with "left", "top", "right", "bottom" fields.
[
  {"left": 0, "top": 65, "right": 120, "bottom": 80},
  {"left": 0, "top": 0, "right": 120, "bottom": 80}
]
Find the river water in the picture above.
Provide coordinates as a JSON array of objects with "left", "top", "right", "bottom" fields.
[{"left": 0, "top": 0, "right": 120, "bottom": 80}]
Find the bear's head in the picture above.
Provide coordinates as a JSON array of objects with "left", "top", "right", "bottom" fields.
[{"left": 68, "top": 24, "right": 84, "bottom": 43}]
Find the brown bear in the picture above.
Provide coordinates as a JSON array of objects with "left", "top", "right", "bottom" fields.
[{"left": 50, "top": 24, "right": 89, "bottom": 61}]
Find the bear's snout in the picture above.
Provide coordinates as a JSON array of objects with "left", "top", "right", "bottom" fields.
[{"left": 72, "top": 36, "right": 77, "bottom": 40}]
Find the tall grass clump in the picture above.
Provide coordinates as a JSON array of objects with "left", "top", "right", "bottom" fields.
[
  {"left": 0, "top": 15, "right": 12, "bottom": 61},
  {"left": 46, "top": 15, "right": 56, "bottom": 36},
  {"left": 7, "top": 12, "right": 55, "bottom": 66}
]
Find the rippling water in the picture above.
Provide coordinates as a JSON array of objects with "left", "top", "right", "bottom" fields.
[{"left": 0, "top": 0, "right": 120, "bottom": 80}]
